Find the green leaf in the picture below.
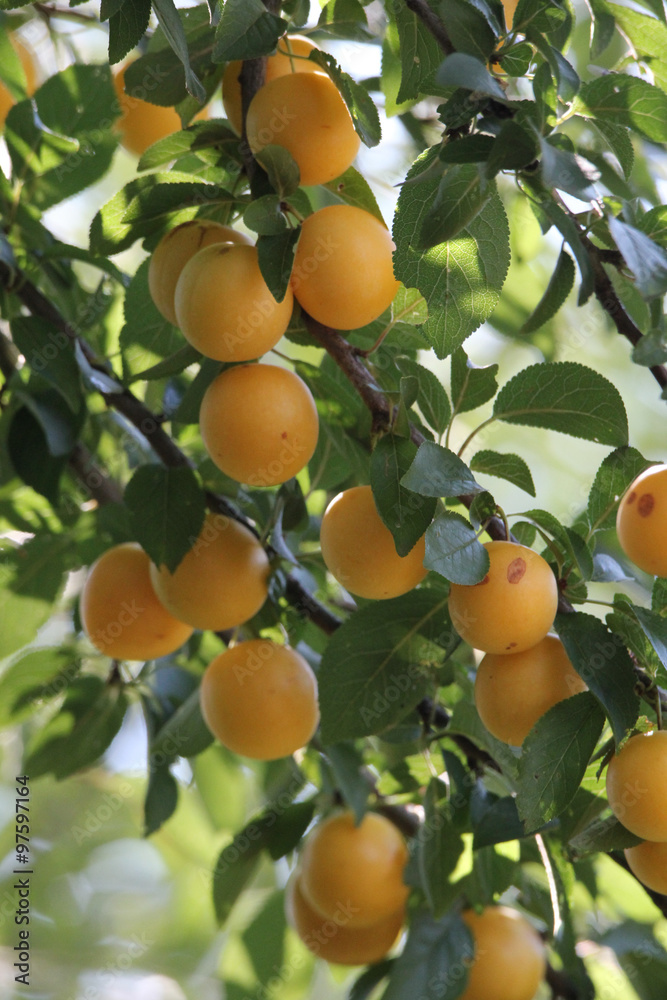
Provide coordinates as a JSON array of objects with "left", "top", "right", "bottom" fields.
[
  {"left": 439, "top": 134, "right": 495, "bottom": 166},
  {"left": 213, "top": 0, "right": 288, "bottom": 61},
  {"left": 307, "top": 49, "right": 381, "bottom": 147},
  {"left": 421, "top": 165, "right": 493, "bottom": 247},
  {"left": 0, "top": 30, "right": 30, "bottom": 98},
  {"left": 323, "top": 165, "right": 385, "bottom": 223},
  {"left": 120, "top": 259, "right": 183, "bottom": 378},
  {"left": 513, "top": 0, "right": 569, "bottom": 34},
  {"left": 437, "top": 0, "right": 498, "bottom": 60},
  {"left": 575, "top": 74, "right": 667, "bottom": 143},
  {"left": 417, "top": 778, "right": 465, "bottom": 917},
  {"left": 393, "top": 0, "right": 448, "bottom": 103},
  {"left": 499, "top": 41, "right": 534, "bottom": 77},
  {"left": 382, "top": 909, "right": 473, "bottom": 1000},
  {"left": 604, "top": 3, "right": 667, "bottom": 93},
  {"left": 473, "top": 796, "right": 526, "bottom": 849},
  {"left": 213, "top": 821, "right": 268, "bottom": 924},
  {"left": 568, "top": 813, "right": 642, "bottom": 859},
  {"left": 0, "top": 647, "right": 78, "bottom": 728},
  {"left": 371, "top": 436, "right": 436, "bottom": 557},
  {"left": 124, "top": 464, "right": 206, "bottom": 573},
  {"left": 24, "top": 676, "right": 128, "bottom": 780},
  {"left": 349, "top": 962, "right": 394, "bottom": 1000},
  {"left": 317, "top": 0, "right": 370, "bottom": 38},
  {"left": 244, "top": 194, "right": 290, "bottom": 236},
  {"left": 424, "top": 512, "right": 489, "bottom": 585},
  {"left": 527, "top": 190, "right": 595, "bottom": 304},
  {"left": 401, "top": 441, "right": 483, "bottom": 498},
  {"left": 470, "top": 450, "right": 536, "bottom": 496},
  {"left": 137, "top": 120, "right": 240, "bottom": 171},
  {"left": 264, "top": 800, "right": 316, "bottom": 860},
  {"left": 10, "top": 317, "right": 83, "bottom": 410},
  {"left": 144, "top": 766, "right": 179, "bottom": 836},
  {"left": 0, "top": 535, "right": 70, "bottom": 660},
  {"left": 609, "top": 216, "right": 667, "bottom": 299},
  {"left": 242, "top": 892, "right": 287, "bottom": 988},
  {"left": 554, "top": 612, "right": 640, "bottom": 744},
  {"left": 393, "top": 147, "right": 510, "bottom": 359},
  {"left": 396, "top": 357, "right": 450, "bottom": 435},
  {"left": 450, "top": 348, "right": 499, "bottom": 413},
  {"left": 520, "top": 250, "right": 575, "bottom": 334},
  {"left": 492, "top": 361, "right": 628, "bottom": 447},
  {"left": 318, "top": 590, "right": 454, "bottom": 742},
  {"left": 151, "top": 687, "right": 214, "bottom": 761},
  {"left": 485, "top": 119, "right": 538, "bottom": 176},
  {"left": 108, "top": 0, "right": 151, "bottom": 64},
  {"left": 587, "top": 446, "right": 649, "bottom": 533},
  {"left": 254, "top": 144, "right": 301, "bottom": 197},
  {"left": 620, "top": 603, "right": 667, "bottom": 678},
  {"left": 256, "top": 229, "right": 300, "bottom": 303},
  {"left": 152, "top": 0, "right": 206, "bottom": 101},
  {"left": 539, "top": 138, "right": 598, "bottom": 200},
  {"left": 129, "top": 343, "right": 202, "bottom": 384},
  {"left": 324, "top": 743, "right": 370, "bottom": 823},
  {"left": 436, "top": 52, "right": 507, "bottom": 100},
  {"left": 516, "top": 692, "right": 605, "bottom": 832},
  {"left": 638, "top": 205, "right": 667, "bottom": 249},
  {"left": 36, "top": 62, "right": 117, "bottom": 137}
]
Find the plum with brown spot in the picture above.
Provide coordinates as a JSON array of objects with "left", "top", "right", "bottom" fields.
[{"left": 617, "top": 465, "right": 667, "bottom": 576}]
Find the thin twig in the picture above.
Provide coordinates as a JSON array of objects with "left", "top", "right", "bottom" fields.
[{"left": 404, "top": 0, "right": 455, "bottom": 55}]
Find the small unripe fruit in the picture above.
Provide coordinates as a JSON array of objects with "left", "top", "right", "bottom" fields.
[
  {"left": 320, "top": 485, "right": 427, "bottom": 600},
  {"left": 200, "top": 640, "right": 319, "bottom": 760},
  {"left": 292, "top": 204, "right": 399, "bottom": 331},
  {"left": 247, "top": 73, "right": 360, "bottom": 187},
  {"left": 80, "top": 543, "right": 193, "bottom": 661},
  {"left": 616, "top": 465, "right": 667, "bottom": 577},
  {"left": 286, "top": 874, "right": 404, "bottom": 965},
  {"left": 448, "top": 540, "right": 558, "bottom": 654},
  {"left": 460, "top": 906, "right": 547, "bottom": 1000},
  {"left": 606, "top": 729, "right": 667, "bottom": 842},
  {"left": 148, "top": 221, "right": 251, "bottom": 325},
  {"left": 624, "top": 840, "right": 667, "bottom": 895},
  {"left": 299, "top": 811, "right": 409, "bottom": 929},
  {"left": 149, "top": 512, "right": 270, "bottom": 631},
  {"left": 475, "top": 635, "right": 587, "bottom": 745},
  {"left": 174, "top": 244, "right": 294, "bottom": 362},
  {"left": 199, "top": 363, "right": 319, "bottom": 486},
  {"left": 223, "top": 35, "right": 323, "bottom": 136}
]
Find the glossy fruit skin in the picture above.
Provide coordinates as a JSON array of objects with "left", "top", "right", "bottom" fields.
[
  {"left": 624, "top": 840, "right": 667, "bottom": 894},
  {"left": 149, "top": 513, "right": 270, "bottom": 631},
  {"left": 223, "top": 35, "right": 323, "bottom": 135},
  {"left": 0, "top": 36, "right": 36, "bottom": 129},
  {"left": 200, "top": 640, "right": 319, "bottom": 760},
  {"left": 606, "top": 730, "right": 667, "bottom": 841},
  {"left": 113, "top": 65, "right": 205, "bottom": 157},
  {"left": 299, "top": 811, "right": 409, "bottom": 929},
  {"left": 174, "top": 244, "right": 294, "bottom": 362},
  {"left": 286, "top": 873, "right": 404, "bottom": 965},
  {"left": 292, "top": 204, "right": 399, "bottom": 331},
  {"left": 246, "top": 72, "right": 360, "bottom": 187},
  {"left": 320, "top": 485, "right": 427, "bottom": 600},
  {"left": 199, "top": 363, "right": 319, "bottom": 486},
  {"left": 148, "top": 221, "right": 251, "bottom": 325},
  {"left": 448, "top": 540, "right": 558, "bottom": 654},
  {"left": 460, "top": 906, "right": 547, "bottom": 1000},
  {"left": 475, "top": 635, "right": 587, "bottom": 746},
  {"left": 616, "top": 465, "right": 667, "bottom": 577},
  {"left": 81, "top": 543, "right": 193, "bottom": 661}
]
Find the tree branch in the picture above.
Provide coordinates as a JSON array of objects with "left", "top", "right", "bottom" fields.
[
  {"left": 404, "top": 0, "right": 455, "bottom": 55},
  {"left": 68, "top": 442, "right": 124, "bottom": 507}
]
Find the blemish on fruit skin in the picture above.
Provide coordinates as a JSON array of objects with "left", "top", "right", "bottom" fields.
[
  {"left": 507, "top": 558, "right": 526, "bottom": 584},
  {"left": 627, "top": 491, "right": 636, "bottom": 505},
  {"left": 506, "top": 642, "right": 518, "bottom": 650},
  {"left": 478, "top": 574, "right": 490, "bottom": 586},
  {"left": 638, "top": 493, "right": 655, "bottom": 517},
  {"left": 281, "top": 431, "right": 288, "bottom": 439}
]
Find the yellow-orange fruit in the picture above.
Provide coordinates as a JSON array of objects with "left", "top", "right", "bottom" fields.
[
  {"left": 246, "top": 72, "right": 360, "bottom": 187},
  {"left": 286, "top": 874, "right": 404, "bottom": 965},
  {"left": 223, "top": 35, "right": 323, "bottom": 135},
  {"left": 0, "top": 36, "right": 36, "bottom": 129},
  {"left": 448, "top": 540, "right": 558, "bottom": 655},
  {"left": 299, "top": 811, "right": 410, "bottom": 929},
  {"left": 460, "top": 906, "right": 547, "bottom": 1000},
  {"left": 200, "top": 640, "right": 319, "bottom": 759},
  {"left": 199, "top": 363, "right": 319, "bottom": 486},
  {"left": 475, "top": 635, "right": 587, "bottom": 746},
  {"left": 291, "top": 204, "right": 399, "bottom": 330},
  {"left": 502, "top": 0, "right": 520, "bottom": 28},
  {"left": 149, "top": 512, "right": 269, "bottom": 631},
  {"left": 174, "top": 243, "right": 294, "bottom": 362},
  {"left": 606, "top": 730, "right": 667, "bottom": 842},
  {"left": 624, "top": 840, "right": 667, "bottom": 895},
  {"left": 616, "top": 465, "right": 667, "bottom": 577},
  {"left": 80, "top": 543, "right": 193, "bottom": 660},
  {"left": 113, "top": 65, "right": 197, "bottom": 156},
  {"left": 320, "top": 485, "right": 427, "bottom": 600},
  {"left": 148, "top": 221, "right": 251, "bottom": 325}
]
